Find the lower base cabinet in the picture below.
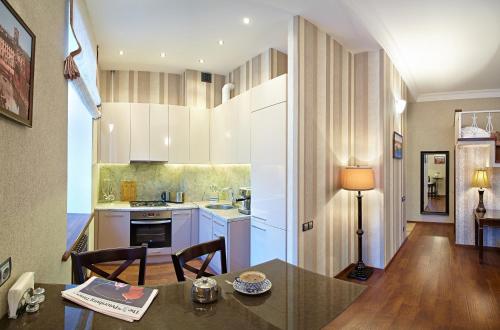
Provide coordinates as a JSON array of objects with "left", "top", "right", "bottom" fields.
[
  {"left": 250, "top": 217, "right": 286, "bottom": 266},
  {"left": 198, "top": 210, "right": 250, "bottom": 274}
]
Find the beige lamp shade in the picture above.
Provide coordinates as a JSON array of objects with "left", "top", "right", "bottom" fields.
[
  {"left": 472, "top": 169, "right": 490, "bottom": 188},
  {"left": 341, "top": 167, "right": 375, "bottom": 191}
]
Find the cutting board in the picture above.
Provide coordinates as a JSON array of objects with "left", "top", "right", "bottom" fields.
[{"left": 120, "top": 181, "right": 137, "bottom": 201}]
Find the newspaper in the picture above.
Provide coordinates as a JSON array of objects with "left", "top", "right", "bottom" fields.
[{"left": 61, "top": 277, "right": 158, "bottom": 322}]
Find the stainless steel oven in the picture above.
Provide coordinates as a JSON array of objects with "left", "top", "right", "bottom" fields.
[{"left": 130, "top": 210, "right": 172, "bottom": 248}]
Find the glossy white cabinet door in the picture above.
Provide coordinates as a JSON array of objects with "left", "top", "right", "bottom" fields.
[
  {"left": 235, "top": 91, "right": 251, "bottom": 164},
  {"left": 198, "top": 210, "right": 213, "bottom": 245},
  {"left": 250, "top": 74, "right": 287, "bottom": 112},
  {"left": 210, "top": 104, "right": 227, "bottom": 164},
  {"left": 149, "top": 104, "right": 169, "bottom": 161},
  {"left": 130, "top": 103, "right": 150, "bottom": 161},
  {"left": 189, "top": 108, "right": 210, "bottom": 163},
  {"left": 168, "top": 105, "right": 190, "bottom": 163},
  {"left": 251, "top": 102, "right": 287, "bottom": 229},
  {"left": 99, "top": 103, "right": 130, "bottom": 164},
  {"left": 97, "top": 211, "right": 130, "bottom": 250},
  {"left": 211, "top": 215, "right": 227, "bottom": 274},
  {"left": 172, "top": 210, "right": 192, "bottom": 254},
  {"left": 250, "top": 218, "right": 286, "bottom": 266}
]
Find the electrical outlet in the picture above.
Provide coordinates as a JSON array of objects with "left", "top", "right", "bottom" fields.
[
  {"left": 302, "top": 221, "right": 314, "bottom": 232},
  {"left": 0, "top": 257, "right": 12, "bottom": 287}
]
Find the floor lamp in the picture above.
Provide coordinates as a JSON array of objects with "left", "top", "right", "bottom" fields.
[{"left": 341, "top": 166, "right": 375, "bottom": 281}]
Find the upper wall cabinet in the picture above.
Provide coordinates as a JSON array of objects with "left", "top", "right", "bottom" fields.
[
  {"left": 130, "top": 103, "right": 150, "bottom": 161},
  {"left": 99, "top": 103, "right": 131, "bottom": 164},
  {"left": 168, "top": 105, "right": 190, "bottom": 164},
  {"left": 190, "top": 108, "right": 211, "bottom": 163},
  {"left": 210, "top": 91, "right": 251, "bottom": 164},
  {"left": 149, "top": 104, "right": 169, "bottom": 161},
  {"left": 250, "top": 74, "right": 287, "bottom": 112}
]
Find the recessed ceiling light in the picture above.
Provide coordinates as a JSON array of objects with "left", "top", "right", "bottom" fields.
[
  {"left": 243, "top": 17, "right": 251, "bottom": 25},
  {"left": 218, "top": 40, "right": 224, "bottom": 46},
  {"left": 119, "top": 50, "right": 124, "bottom": 55},
  {"left": 160, "top": 52, "right": 166, "bottom": 58},
  {"left": 198, "top": 59, "right": 205, "bottom": 64}
]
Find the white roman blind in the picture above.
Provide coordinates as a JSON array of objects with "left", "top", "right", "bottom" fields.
[{"left": 64, "top": 0, "right": 101, "bottom": 118}]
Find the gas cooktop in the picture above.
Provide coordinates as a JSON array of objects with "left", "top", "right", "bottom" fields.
[{"left": 129, "top": 200, "right": 168, "bottom": 207}]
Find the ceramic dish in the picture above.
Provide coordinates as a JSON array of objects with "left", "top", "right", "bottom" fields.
[{"left": 233, "top": 278, "right": 272, "bottom": 295}]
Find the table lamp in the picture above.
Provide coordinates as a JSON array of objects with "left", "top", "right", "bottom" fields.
[
  {"left": 472, "top": 169, "right": 490, "bottom": 213},
  {"left": 341, "top": 166, "right": 375, "bottom": 281}
]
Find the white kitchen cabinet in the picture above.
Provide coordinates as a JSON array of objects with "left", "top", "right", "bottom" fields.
[
  {"left": 172, "top": 210, "right": 192, "bottom": 254},
  {"left": 250, "top": 218, "right": 286, "bottom": 266},
  {"left": 96, "top": 211, "right": 130, "bottom": 250},
  {"left": 235, "top": 91, "right": 251, "bottom": 164},
  {"left": 189, "top": 108, "right": 210, "bottom": 163},
  {"left": 168, "top": 105, "right": 190, "bottom": 163},
  {"left": 250, "top": 74, "right": 287, "bottom": 112},
  {"left": 130, "top": 103, "right": 150, "bottom": 161},
  {"left": 211, "top": 216, "right": 250, "bottom": 275},
  {"left": 210, "top": 103, "right": 228, "bottom": 164},
  {"left": 99, "top": 103, "right": 130, "bottom": 164},
  {"left": 251, "top": 102, "right": 287, "bottom": 230},
  {"left": 190, "top": 209, "right": 199, "bottom": 246},
  {"left": 198, "top": 209, "right": 213, "bottom": 245},
  {"left": 149, "top": 104, "right": 169, "bottom": 161}
]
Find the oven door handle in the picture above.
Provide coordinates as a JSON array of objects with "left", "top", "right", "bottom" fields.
[{"left": 131, "top": 220, "right": 171, "bottom": 225}]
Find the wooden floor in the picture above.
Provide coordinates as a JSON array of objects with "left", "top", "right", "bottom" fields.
[
  {"left": 424, "top": 196, "right": 447, "bottom": 213},
  {"left": 98, "top": 223, "right": 500, "bottom": 329},
  {"left": 328, "top": 222, "right": 500, "bottom": 329}
]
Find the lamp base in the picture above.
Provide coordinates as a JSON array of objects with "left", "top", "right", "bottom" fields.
[
  {"left": 348, "top": 262, "right": 374, "bottom": 281},
  {"left": 476, "top": 189, "right": 486, "bottom": 214}
]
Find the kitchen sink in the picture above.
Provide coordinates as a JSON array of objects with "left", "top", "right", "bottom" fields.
[{"left": 205, "top": 204, "right": 235, "bottom": 210}]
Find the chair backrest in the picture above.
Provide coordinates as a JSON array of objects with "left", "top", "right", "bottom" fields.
[
  {"left": 171, "top": 237, "right": 227, "bottom": 282},
  {"left": 71, "top": 245, "right": 147, "bottom": 285}
]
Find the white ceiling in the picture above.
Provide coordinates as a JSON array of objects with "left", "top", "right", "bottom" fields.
[
  {"left": 343, "top": 0, "right": 500, "bottom": 100},
  {"left": 86, "top": 0, "right": 500, "bottom": 100},
  {"left": 85, "top": 0, "right": 292, "bottom": 74}
]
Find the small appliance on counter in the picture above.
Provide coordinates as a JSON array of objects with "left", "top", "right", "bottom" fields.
[
  {"left": 162, "top": 191, "right": 185, "bottom": 203},
  {"left": 234, "top": 187, "right": 251, "bottom": 215}
]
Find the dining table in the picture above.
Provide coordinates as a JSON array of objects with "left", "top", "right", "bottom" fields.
[{"left": 0, "top": 259, "right": 366, "bottom": 329}]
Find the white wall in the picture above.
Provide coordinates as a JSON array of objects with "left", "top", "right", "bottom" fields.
[{"left": 67, "top": 83, "right": 93, "bottom": 213}]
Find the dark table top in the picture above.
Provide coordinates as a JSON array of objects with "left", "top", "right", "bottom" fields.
[{"left": 0, "top": 260, "right": 365, "bottom": 329}]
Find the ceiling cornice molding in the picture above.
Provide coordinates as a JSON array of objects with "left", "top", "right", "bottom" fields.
[
  {"left": 342, "top": 0, "right": 419, "bottom": 97},
  {"left": 416, "top": 89, "right": 500, "bottom": 102}
]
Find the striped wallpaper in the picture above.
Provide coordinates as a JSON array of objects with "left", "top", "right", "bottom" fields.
[
  {"left": 100, "top": 70, "right": 183, "bottom": 105},
  {"left": 99, "top": 69, "right": 226, "bottom": 108},
  {"left": 290, "top": 16, "right": 407, "bottom": 276},
  {"left": 227, "top": 48, "right": 287, "bottom": 98}
]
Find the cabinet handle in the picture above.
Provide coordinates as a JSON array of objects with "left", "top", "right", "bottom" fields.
[
  {"left": 251, "top": 224, "right": 266, "bottom": 232},
  {"left": 131, "top": 220, "right": 171, "bottom": 225},
  {"left": 213, "top": 220, "right": 225, "bottom": 227},
  {"left": 252, "top": 216, "right": 267, "bottom": 222}
]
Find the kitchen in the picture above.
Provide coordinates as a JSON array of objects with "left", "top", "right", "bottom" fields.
[{"left": 91, "top": 59, "right": 288, "bottom": 276}]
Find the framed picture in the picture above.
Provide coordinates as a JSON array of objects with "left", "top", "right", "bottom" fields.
[
  {"left": 434, "top": 155, "right": 445, "bottom": 164},
  {"left": 0, "top": 0, "right": 36, "bottom": 127},
  {"left": 393, "top": 132, "right": 403, "bottom": 159}
]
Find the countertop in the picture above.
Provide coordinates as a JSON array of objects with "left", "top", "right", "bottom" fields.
[
  {"left": 0, "top": 259, "right": 365, "bottom": 329},
  {"left": 62, "top": 213, "right": 94, "bottom": 261},
  {"left": 94, "top": 201, "right": 251, "bottom": 222}
]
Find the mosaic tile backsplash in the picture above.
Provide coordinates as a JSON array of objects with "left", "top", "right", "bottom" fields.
[{"left": 98, "top": 164, "right": 250, "bottom": 202}]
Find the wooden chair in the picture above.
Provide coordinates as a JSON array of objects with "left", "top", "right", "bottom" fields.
[
  {"left": 171, "top": 237, "right": 227, "bottom": 282},
  {"left": 71, "top": 245, "right": 148, "bottom": 285}
]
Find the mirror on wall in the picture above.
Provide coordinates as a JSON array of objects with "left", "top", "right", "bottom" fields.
[{"left": 420, "top": 151, "right": 449, "bottom": 215}]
